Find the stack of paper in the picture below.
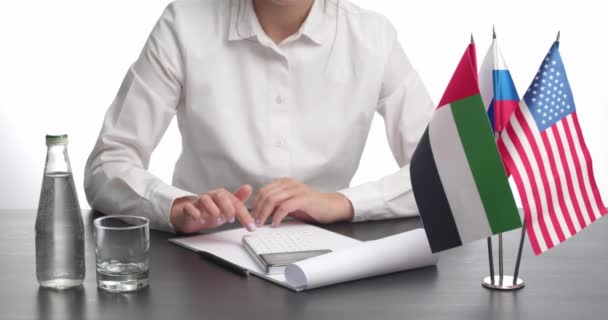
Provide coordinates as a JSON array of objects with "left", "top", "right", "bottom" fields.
[{"left": 170, "top": 221, "right": 437, "bottom": 291}]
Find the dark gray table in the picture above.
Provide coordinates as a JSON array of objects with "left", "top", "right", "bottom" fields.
[{"left": 1, "top": 209, "right": 606, "bottom": 320}]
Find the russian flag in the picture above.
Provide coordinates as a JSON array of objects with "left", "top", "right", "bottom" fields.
[{"left": 479, "top": 37, "right": 519, "bottom": 134}]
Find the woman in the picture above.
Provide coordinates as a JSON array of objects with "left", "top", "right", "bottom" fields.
[{"left": 84, "top": 0, "right": 434, "bottom": 234}]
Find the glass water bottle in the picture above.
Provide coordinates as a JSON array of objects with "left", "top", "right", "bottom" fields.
[{"left": 35, "top": 134, "right": 85, "bottom": 289}]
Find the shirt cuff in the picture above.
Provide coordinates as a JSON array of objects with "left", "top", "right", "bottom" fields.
[
  {"left": 337, "top": 182, "right": 387, "bottom": 222},
  {"left": 151, "top": 182, "right": 198, "bottom": 233}
]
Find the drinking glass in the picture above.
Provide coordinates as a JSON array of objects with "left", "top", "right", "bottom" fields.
[{"left": 94, "top": 216, "right": 150, "bottom": 292}]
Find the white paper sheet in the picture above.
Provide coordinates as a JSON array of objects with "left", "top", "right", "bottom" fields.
[
  {"left": 169, "top": 220, "right": 361, "bottom": 291},
  {"left": 170, "top": 221, "right": 438, "bottom": 291},
  {"left": 284, "top": 229, "right": 438, "bottom": 290}
]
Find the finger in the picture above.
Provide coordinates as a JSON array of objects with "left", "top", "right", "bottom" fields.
[
  {"left": 211, "top": 190, "right": 236, "bottom": 224},
  {"left": 271, "top": 196, "right": 308, "bottom": 227},
  {"left": 256, "top": 185, "right": 301, "bottom": 227},
  {"left": 198, "top": 194, "right": 221, "bottom": 224},
  {"left": 252, "top": 178, "right": 291, "bottom": 217},
  {"left": 184, "top": 202, "right": 203, "bottom": 224},
  {"left": 252, "top": 183, "right": 277, "bottom": 219},
  {"left": 180, "top": 203, "right": 203, "bottom": 233},
  {"left": 231, "top": 196, "right": 257, "bottom": 232},
  {"left": 233, "top": 184, "right": 253, "bottom": 203},
  {"left": 252, "top": 178, "right": 294, "bottom": 220}
]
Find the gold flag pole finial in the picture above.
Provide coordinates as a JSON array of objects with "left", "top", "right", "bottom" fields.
[
  {"left": 556, "top": 31, "right": 561, "bottom": 43},
  {"left": 471, "top": 33, "right": 475, "bottom": 44},
  {"left": 493, "top": 25, "right": 496, "bottom": 39}
]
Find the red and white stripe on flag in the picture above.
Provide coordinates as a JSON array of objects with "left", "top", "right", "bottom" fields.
[{"left": 497, "top": 42, "right": 607, "bottom": 255}]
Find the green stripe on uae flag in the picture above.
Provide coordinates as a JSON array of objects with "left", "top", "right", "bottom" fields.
[{"left": 410, "top": 42, "right": 521, "bottom": 253}]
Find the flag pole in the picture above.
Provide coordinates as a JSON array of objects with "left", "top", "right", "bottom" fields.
[
  {"left": 486, "top": 237, "right": 495, "bottom": 285},
  {"left": 484, "top": 28, "right": 497, "bottom": 287},
  {"left": 481, "top": 25, "right": 524, "bottom": 290},
  {"left": 473, "top": 30, "right": 498, "bottom": 286},
  {"left": 484, "top": 25, "right": 496, "bottom": 285},
  {"left": 499, "top": 234, "right": 504, "bottom": 285},
  {"left": 512, "top": 217, "right": 527, "bottom": 285}
]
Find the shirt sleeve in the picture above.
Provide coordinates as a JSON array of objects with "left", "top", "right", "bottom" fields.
[
  {"left": 337, "top": 31, "right": 435, "bottom": 222},
  {"left": 84, "top": 3, "right": 197, "bottom": 232}
]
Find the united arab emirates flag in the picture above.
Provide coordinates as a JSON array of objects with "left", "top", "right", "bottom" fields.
[{"left": 410, "top": 41, "right": 522, "bottom": 253}]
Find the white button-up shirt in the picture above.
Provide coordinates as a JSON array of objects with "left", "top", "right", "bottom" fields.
[{"left": 84, "top": 0, "right": 434, "bottom": 232}]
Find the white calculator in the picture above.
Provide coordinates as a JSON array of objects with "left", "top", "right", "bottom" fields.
[{"left": 242, "top": 231, "right": 332, "bottom": 275}]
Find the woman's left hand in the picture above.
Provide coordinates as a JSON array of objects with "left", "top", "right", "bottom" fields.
[{"left": 251, "top": 178, "right": 354, "bottom": 227}]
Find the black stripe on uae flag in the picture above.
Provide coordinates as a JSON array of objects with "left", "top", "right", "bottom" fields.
[{"left": 410, "top": 127, "right": 463, "bottom": 252}]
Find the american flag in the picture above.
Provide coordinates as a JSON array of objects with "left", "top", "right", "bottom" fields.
[{"left": 497, "top": 41, "right": 607, "bottom": 255}]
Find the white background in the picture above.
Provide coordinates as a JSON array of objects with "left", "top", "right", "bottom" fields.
[{"left": 0, "top": 0, "right": 606, "bottom": 209}]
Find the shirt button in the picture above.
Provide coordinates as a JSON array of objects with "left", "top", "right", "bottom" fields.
[
  {"left": 275, "top": 95, "right": 284, "bottom": 105},
  {"left": 275, "top": 138, "right": 287, "bottom": 148}
]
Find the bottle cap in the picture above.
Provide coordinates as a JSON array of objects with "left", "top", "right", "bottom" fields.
[{"left": 46, "top": 134, "right": 68, "bottom": 145}]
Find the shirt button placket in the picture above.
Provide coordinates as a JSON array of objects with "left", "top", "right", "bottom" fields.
[{"left": 269, "top": 57, "right": 291, "bottom": 180}]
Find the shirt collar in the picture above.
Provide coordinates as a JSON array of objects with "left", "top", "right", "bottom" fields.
[
  {"left": 228, "top": 0, "right": 260, "bottom": 41},
  {"left": 298, "top": 0, "right": 327, "bottom": 45},
  {"left": 228, "top": 0, "right": 328, "bottom": 45}
]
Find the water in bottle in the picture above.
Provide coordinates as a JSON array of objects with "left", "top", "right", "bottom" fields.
[{"left": 35, "top": 134, "right": 85, "bottom": 289}]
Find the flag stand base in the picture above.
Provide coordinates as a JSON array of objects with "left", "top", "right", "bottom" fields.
[{"left": 481, "top": 276, "right": 524, "bottom": 291}]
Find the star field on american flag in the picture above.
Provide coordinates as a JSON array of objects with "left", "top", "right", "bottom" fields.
[{"left": 524, "top": 45, "right": 576, "bottom": 131}]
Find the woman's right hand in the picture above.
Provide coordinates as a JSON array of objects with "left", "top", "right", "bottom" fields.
[{"left": 170, "top": 185, "right": 257, "bottom": 234}]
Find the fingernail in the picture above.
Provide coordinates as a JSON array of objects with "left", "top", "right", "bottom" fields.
[
  {"left": 229, "top": 217, "right": 235, "bottom": 224},
  {"left": 199, "top": 218, "right": 206, "bottom": 225},
  {"left": 255, "top": 219, "right": 261, "bottom": 226},
  {"left": 217, "top": 217, "right": 225, "bottom": 225},
  {"left": 247, "top": 222, "right": 257, "bottom": 232}
]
